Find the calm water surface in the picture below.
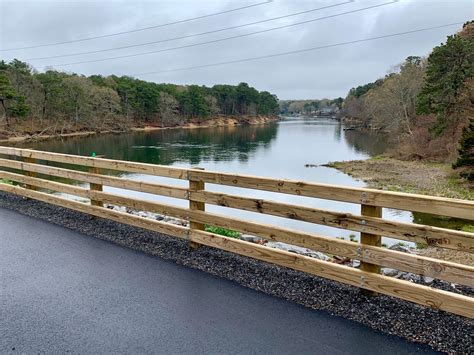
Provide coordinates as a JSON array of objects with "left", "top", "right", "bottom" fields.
[{"left": 24, "top": 117, "right": 410, "bottom": 245}]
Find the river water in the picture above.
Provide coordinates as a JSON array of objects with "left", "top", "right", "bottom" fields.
[{"left": 22, "top": 117, "right": 413, "bottom": 245}]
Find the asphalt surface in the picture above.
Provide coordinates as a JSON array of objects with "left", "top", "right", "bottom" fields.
[{"left": 0, "top": 207, "right": 436, "bottom": 354}]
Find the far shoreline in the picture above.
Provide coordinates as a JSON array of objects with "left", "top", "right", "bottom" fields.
[{"left": 0, "top": 115, "right": 279, "bottom": 145}]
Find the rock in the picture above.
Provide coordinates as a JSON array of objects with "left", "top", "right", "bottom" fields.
[
  {"left": 423, "top": 276, "right": 435, "bottom": 285},
  {"left": 266, "top": 241, "right": 329, "bottom": 261},
  {"left": 399, "top": 272, "right": 422, "bottom": 283},
  {"left": 105, "top": 204, "right": 186, "bottom": 226},
  {"left": 332, "top": 255, "right": 349, "bottom": 264},
  {"left": 332, "top": 256, "right": 354, "bottom": 266},
  {"left": 389, "top": 244, "right": 411, "bottom": 253},
  {"left": 382, "top": 268, "right": 400, "bottom": 277},
  {"left": 240, "top": 234, "right": 264, "bottom": 243},
  {"left": 350, "top": 260, "right": 361, "bottom": 268}
]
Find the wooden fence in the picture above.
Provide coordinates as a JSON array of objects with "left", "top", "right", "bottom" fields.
[{"left": 0, "top": 146, "right": 473, "bottom": 318}]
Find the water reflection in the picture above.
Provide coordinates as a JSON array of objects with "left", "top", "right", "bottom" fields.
[
  {"left": 413, "top": 212, "right": 471, "bottom": 232},
  {"left": 343, "top": 130, "right": 392, "bottom": 156},
  {"left": 25, "top": 123, "right": 278, "bottom": 166}
]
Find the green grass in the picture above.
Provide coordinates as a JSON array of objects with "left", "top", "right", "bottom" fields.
[
  {"left": 415, "top": 242, "right": 428, "bottom": 250},
  {"left": 395, "top": 242, "right": 408, "bottom": 247},
  {"left": 205, "top": 225, "right": 241, "bottom": 239},
  {"left": 0, "top": 178, "right": 14, "bottom": 185},
  {"left": 445, "top": 174, "right": 473, "bottom": 200},
  {"left": 461, "top": 225, "right": 474, "bottom": 233},
  {"left": 326, "top": 161, "right": 345, "bottom": 168}
]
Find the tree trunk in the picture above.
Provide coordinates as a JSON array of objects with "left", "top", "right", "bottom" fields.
[
  {"left": 75, "top": 104, "right": 79, "bottom": 124},
  {"left": 0, "top": 99, "right": 10, "bottom": 129},
  {"left": 41, "top": 89, "right": 47, "bottom": 122}
]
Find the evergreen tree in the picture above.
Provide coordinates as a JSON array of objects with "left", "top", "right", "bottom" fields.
[{"left": 416, "top": 25, "right": 473, "bottom": 135}]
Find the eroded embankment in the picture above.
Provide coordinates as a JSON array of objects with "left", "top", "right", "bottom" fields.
[{"left": 0, "top": 191, "right": 472, "bottom": 353}]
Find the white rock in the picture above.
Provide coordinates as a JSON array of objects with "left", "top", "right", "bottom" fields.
[
  {"left": 266, "top": 241, "right": 329, "bottom": 261},
  {"left": 389, "top": 244, "right": 411, "bottom": 253},
  {"left": 423, "top": 276, "right": 435, "bottom": 285},
  {"left": 382, "top": 268, "right": 400, "bottom": 277},
  {"left": 106, "top": 204, "right": 186, "bottom": 226},
  {"left": 400, "top": 272, "right": 422, "bottom": 283},
  {"left": 240, "top": 234, "right": 264, "bottom": 243},
  {"left": 351, "top": 260, "right": 361, "bottom": 268}
]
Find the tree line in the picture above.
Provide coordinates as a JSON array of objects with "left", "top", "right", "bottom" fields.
[
  {"left": 0, "top": 60, "right": 279, "bottom": 133},
  {"left": 279, "top": 98, "right": 343, "bottom": 115},
  {"left": 342, "top": 22, "right": 473, "bottom": 175}
]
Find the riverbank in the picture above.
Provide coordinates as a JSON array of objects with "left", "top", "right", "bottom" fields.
[
  {"left": 325, "top": 156, "right": 473, "bottom": 265},
  {"left": 0, "top": 115, "right": 278, "bottom": 144},
  {"left": 325, "top": 156, "right": 473, "bottom": 200},
  {"left": 0, "top": 191, "right": 471, "bottom": 353}
]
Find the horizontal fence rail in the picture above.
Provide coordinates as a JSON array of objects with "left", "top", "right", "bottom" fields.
[
  {"left": 1, "top": 146, "right": 472, "bottom": 219},
  {"left": 0, "top": 146, "right": 473, "bottom": 319}
]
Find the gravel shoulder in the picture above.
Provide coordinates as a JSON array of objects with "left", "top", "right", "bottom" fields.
[{"left": 0, "top": 191, "right": 472, "bottom": 353}]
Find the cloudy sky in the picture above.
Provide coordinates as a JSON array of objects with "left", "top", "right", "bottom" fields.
[{"left": 0, "top": 0, "right": 472, "bottom": 99}]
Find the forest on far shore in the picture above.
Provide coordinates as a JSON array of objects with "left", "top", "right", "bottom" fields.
[
  {"left": 0, "top": 63, "right": 279, "bottom": 135},
  {"left": 341, "top": 22, "right": 472, "bottom": 177}
]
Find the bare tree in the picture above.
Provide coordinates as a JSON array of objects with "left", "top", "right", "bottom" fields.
[
  {"left": 205, "top": 95, "right": 220, "bottom": 117},
  {"left": 362, "top": 58, "right": 426, "bottom": 135},
  {"left": 158, "top": 92, "right": 180, "bottom": 127}
]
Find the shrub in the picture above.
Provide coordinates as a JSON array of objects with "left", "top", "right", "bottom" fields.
[{"left": 205, "top": 225, "right": 241, "bottom": 239}]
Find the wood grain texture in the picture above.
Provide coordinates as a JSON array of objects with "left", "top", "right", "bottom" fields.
[
  {"left": 188, "top": 172, "right": 205, "bottom": 250},
  {"left": 0, "top": 181, "right": 186, "bottom": 239},
  {"left": 189, "top": 190, "right": 474, "bottom": 252},
  {"left": 187, "top": 170, "right": 474, "bottom": 220},
  {"left": 360, "top": 205, "right": 382, "bottom": 296},
  {"left": 360, "top": 205, "right": 382, "bottom": 274},
  {"left": 0, "top": 158, "right": 187, "bottom": 200},
  {"left": 1, "top": 172, "right": 471, "bottom": 287},
  {"left": 23, "top": 157, "right": 37, "bottom": 191},
  {"left": 88, "top": 166, "right": 103, "bottom": 207},
  {"left": 0, "top": 146, "right": 188, "bottom": 179},
  {"left": 0, "top": 181, "right": 472, "bottom": 319}
]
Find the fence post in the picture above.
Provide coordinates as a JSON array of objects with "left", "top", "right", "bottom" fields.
[
  {"left": 88, "top": 154, "right": 104, "bottom": 207},
  {"left": 23, "top": 151, "right": 37, "bottom": 190},
  {"left": 188, "top": 168, "right": 205, "bottom": 250},
  {"left": 360, "top": 204, "right": 382, "bottom": 296}
]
